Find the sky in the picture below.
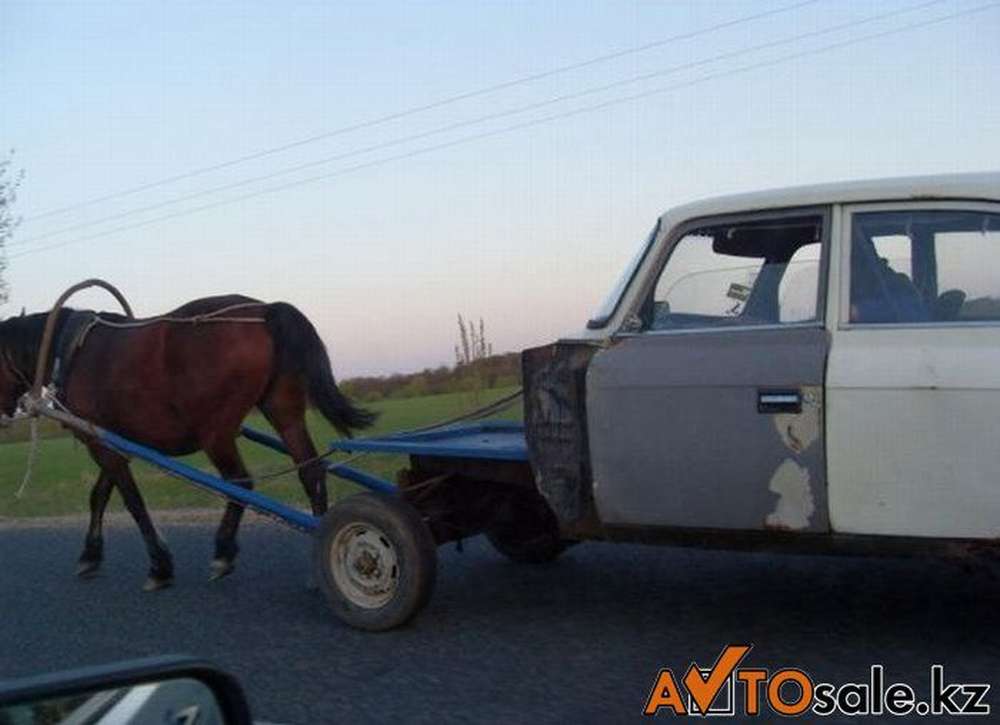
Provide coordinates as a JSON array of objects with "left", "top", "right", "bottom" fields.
[{"left": 1, "top": 0, "right": 998, "bottom": 377}]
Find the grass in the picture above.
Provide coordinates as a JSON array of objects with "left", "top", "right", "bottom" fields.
[{"left": 0, "top": 385, "right": 521, "bottom": 519}]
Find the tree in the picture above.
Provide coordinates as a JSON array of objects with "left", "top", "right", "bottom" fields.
[{"left": 0, "top": 151, "right": 24, "bottom": 304}]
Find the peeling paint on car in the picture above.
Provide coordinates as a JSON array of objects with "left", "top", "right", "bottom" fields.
[
  {"left": 774, "top": 385, "right": 822, "bottom": 453},
  {"left": 765, "top": 459, "right": 816, "bottom": 530},
  {"left": 588, "top": 327, "right": 830, "bottom": 531}
]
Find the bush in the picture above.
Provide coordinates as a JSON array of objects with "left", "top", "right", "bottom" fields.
[{"left": 342, "top": 353, "right": 520, "bottom": 402}]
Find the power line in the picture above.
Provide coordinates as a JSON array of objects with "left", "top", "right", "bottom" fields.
[
  {"left": 11, "top": 0, "right": 946, "bottom": 248},
  {"left": 21, "top": 0, "right": 823, "bottom": 223},
  {"left": 13, "top": 2, "right": 990, "bottom": 259},
  {"left": 11, "top": 1, "right": 996, "bottom": 261}
]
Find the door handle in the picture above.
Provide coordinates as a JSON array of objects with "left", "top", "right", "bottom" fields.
[{"left": 758, "top": 389, "right": 801, "bottom": 414}]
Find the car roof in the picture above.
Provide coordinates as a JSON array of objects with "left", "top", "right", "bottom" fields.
[{"left": 660, "top": 171, "right": 1000, "bottom": 227}]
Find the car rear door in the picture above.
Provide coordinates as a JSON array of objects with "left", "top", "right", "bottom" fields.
[{"left": 826, "top": 201, "right": 1000, "bottom": 538}]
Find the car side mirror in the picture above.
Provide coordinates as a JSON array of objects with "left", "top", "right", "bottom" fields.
[{"left": 0, "top": 655, "right": 251, "bottom": 724}]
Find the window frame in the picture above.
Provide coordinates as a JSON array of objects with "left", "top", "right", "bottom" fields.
[
  {"left": 838, "top": 201, "right": 1000, "bottom": 330},
  {"left": 617, "top": 205, "right": 831, "bottom": 337},
  {"left": 586, "top": 219, "right": 660, "bottom": 330}
]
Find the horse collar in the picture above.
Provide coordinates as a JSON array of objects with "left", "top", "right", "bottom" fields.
[{"left": 50, "top": 311, "right": 99, "bottom": 392}]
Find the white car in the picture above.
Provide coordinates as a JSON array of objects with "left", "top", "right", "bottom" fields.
[{"left": 523, "top": 171, "right": 1000, "bottom": 549}]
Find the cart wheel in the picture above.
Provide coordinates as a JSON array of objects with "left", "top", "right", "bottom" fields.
[
  {"left": 486, "top": 490, "right": 573, "bottom": 564},
  {"left": 314, "top": 492, "right": 437, "bottom": 631}
]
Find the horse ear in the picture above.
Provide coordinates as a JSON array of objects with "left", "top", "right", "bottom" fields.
[{"left": 19, "top": 307, "right": 25, "bottom": 317}]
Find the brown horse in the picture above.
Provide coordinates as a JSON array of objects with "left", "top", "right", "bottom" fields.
[{"left": 0, "top": 295, "right": 374, "bottom": 590}]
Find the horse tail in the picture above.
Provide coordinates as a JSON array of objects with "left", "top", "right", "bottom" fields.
[{"left": 264, "top": 302, "right": 376, "bottom": 437}]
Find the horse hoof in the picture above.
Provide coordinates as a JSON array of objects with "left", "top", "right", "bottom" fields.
[
  {"left": 142, "top": 576, "right": 173, "bottom": 592},
  {"left": 209, "top": 559, "right": 235, "bottom": 581},
  {"left": 76, "top": 561, "right": 101, "bottom": 578}
]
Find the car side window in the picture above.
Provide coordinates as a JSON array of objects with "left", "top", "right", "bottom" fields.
[
  {"left": 871, "top": 235, "right": 912, "bottom": 279},
  {"left": 642, "top": 215, "right": 823, "bottom": 331},
  {"left": 849, "top": 210, "right": 1000, "bottom": 324},
  {"left": 779, "top": 243, "right": 822, "bottom": 323}
]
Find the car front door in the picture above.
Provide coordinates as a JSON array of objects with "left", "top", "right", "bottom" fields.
[{"left": 587, "top": 208, "right": 832, "bottom": 532}]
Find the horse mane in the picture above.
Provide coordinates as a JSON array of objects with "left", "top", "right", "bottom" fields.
[{"left": 0, "top": 308, "right": 75, "bottom": 383}]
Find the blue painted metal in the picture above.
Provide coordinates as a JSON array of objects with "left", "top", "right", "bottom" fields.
[
  {"left": 240, "top": 425, "right": 291, "bottom": 455},
  {"left": 327, "top": 463, "right": 397, "bottom": 495},
  {"left": 327, "top": 421, "right": 528, "bottom": 461},
  {"left": 83, "top": 421, "right": 523, "bottom": 535},
  {"left": 102, "top": 429, "right": 320, "bottom": 532},
  {"left": 88, "top": 421, "right": 524, "bottom": 535},
  {"left": 240, "top": 425, "right": 397, "bottom": 495}
]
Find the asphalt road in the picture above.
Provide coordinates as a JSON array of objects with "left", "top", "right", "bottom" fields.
[{"left": 1, "top": 512, "right": 999, "bottom": 723}]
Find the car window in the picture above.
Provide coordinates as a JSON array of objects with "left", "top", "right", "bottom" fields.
[
  {"left": 872, "top": 235, "right": 912, "bottom": 279},
  {"left": 643, "top": 215, "right": 823, "bottom": 331},
  {"left": 779, "top": 243, "right": 822, "bottom": 323},
  {"left": 849, "top": 210, "right": 1000, "bottom": 324},
  {"left": 936, "top": 222, "right": 1000, "bottom": 320}
]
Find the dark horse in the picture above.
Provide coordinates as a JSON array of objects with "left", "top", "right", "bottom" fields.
[{"left": 0, "top": 295, "right": 374, "bottom": 590}]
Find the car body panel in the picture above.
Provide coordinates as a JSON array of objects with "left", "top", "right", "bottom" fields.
[
  {"left": 587, "top": 327, "right": 829, "bottom": 531},
  {"left": 527, "top": 172, "right": 1000, "bottom": 545}
]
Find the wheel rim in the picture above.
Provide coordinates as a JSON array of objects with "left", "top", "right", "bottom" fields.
[{"left": 329, "top": 522, "right": 399, "bottom": 609}]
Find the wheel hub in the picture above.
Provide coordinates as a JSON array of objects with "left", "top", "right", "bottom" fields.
[{"left": 330, "top": 523, "right": 399, "bottom": 609}]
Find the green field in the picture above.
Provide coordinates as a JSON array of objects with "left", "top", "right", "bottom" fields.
[{"left": 0, "top": 386, "right": 521, "bottom": 519}]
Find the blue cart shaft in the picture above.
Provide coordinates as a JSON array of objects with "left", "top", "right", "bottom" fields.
[
  {"left": 48, "top": 418, "right": 528, "bottom": 534},
  {"left": 327, "top": 463, "right": 398, "bottom": 495},
  {"left": 240, "top": 426, "right": 397, "bottom": 495},
  {"left": 240, "top": 425, "right": 296, "bottom": 456},
  {"left": 102, "top": 430, "right": 320, "bottom": 532},
  {"left": 31, "top": 412, "right": 521, "bottom": 537}
]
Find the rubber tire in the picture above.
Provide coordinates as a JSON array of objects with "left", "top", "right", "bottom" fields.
[
  {"left": 485, "top": 492, "right": 571, "bottom": 564},
  {"left": 314, "top": 492, "right": 437, "bottom": 632}
]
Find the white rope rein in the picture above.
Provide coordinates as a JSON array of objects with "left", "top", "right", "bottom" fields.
[{"left": 14, "top": 417, "right": 39, "bottom": 499}]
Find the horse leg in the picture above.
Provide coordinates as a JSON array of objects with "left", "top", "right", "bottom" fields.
[
  {"left": 204, "top": 440, "right": 253, "bottom": 581},
  {"left": 88, "top": 447, "right": 174, "bottom": 591},
  {"left": 259, "top": 379, "right": 328, "bottom": 591},
  {"left": 260, "top": 376, "right": 327, "bottom": 516},
  {"left": 278, "top": 422, "right": 326, "bottom": 516},
  {"left": 276, "top": 427, "right": 329, "bottom": 592},
  {"left": 76, "top": 471, "right": 113, "bottom": 578},
  {"left": 118, "top": 468, "right": 174, "bottom": 591}
]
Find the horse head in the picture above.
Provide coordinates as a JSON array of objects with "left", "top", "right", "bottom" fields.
[{"left": 0, "top": 313, "right": 41, "bottom": 418}]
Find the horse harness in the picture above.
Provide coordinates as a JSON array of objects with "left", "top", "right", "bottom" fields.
[
  {"left": 50, "top": 311, "right": 98, "bottom": 392},
  {"left": 45, "top": 302, "right": 269, "bottom": 395}
]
